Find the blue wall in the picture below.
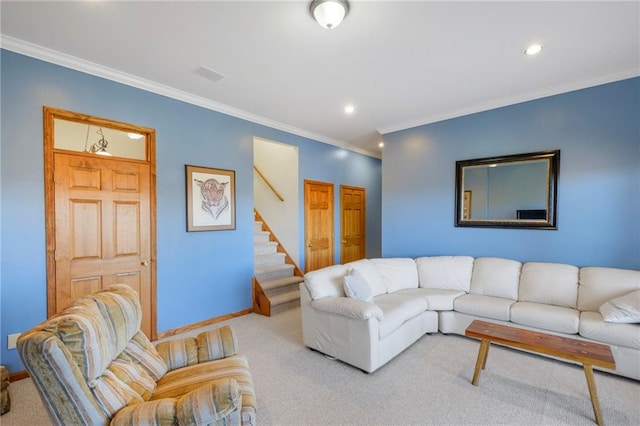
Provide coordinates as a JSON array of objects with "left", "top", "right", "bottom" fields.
[
  {"left": 382, "top": 78, "right": 640, "bottom": 269},
  {"left": 0, "top": 50, "right": 382, "bottom": 372}
]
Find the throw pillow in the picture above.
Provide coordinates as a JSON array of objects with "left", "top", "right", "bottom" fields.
[
  {"left": 599, "top": 289, "right": 640, "bottom": 323},
  {"left": 343, "top": 269, "right": 374, "bottom": 303}
]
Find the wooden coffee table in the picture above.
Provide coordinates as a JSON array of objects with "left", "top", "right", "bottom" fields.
[{"left": 465, "top": 320, "right": 615, "bottom": 426}]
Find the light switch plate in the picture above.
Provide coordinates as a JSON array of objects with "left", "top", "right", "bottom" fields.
[{"left": 7, "top": 333, "right": 21, "bottom": 350}]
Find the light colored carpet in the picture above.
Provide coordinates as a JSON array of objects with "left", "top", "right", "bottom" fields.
[{"left": 3, "top": 307, "right": 639, "bottom": 425}]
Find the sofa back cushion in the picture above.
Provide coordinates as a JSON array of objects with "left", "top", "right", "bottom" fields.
[
  {"left": 346, "top": 259, "right": 387, "bottom": 297},
  {"left": 519, "top": 262, "right": 579, "bottom": 308},
  {"left": 416, "top": 256, "right": 474, "bottom": 292},
  {"left": 371, "top": 258, "right": 419, "bottom": 293},
  {"left": 43, "top": 299, "right": 115, "bottom": 382},
  {"left": 470, "top": 257, "right": 521, "bottom": 300},
  {"left": 578, "top": 267, "right": 640, "bottom": 312},
  {"left": 43, "top": 284, "right": 144, "bottom": 382},
  {"left": 304, "top": 264, "right": 348, "bottom": 300}
]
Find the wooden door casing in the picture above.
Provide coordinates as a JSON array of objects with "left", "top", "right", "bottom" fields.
[
  {"left": 54, "top": 153, "right": 152, "bottom": 335},
  {"left": 340, "top": 185, "right": 366, "bottom": 264},
  {"left": 304, "top": 180, "right": 334, "bottom": 272},
  {"left": 44, "top": 107, "right": 157, "bottom": 339}
]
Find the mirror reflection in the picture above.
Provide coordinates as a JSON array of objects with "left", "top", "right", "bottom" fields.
[
  {"left": 455, "top": 150, "right": 559, "bottom": 229},
  {"left": 54, "top": 118, "right": 147, "bottom": 160}
]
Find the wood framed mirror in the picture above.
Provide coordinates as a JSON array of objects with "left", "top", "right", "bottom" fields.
[{"left": 455, "top": 150, "right": 560, "bottom": 230}]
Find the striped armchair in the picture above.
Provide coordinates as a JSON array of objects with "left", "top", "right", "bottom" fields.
[{"left": 17, "top": 284, "right": 256, "bottom": 425}]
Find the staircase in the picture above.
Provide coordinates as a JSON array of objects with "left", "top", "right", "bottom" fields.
[{"left": 253, "top": 210, "right": 304, "bottom": 316}]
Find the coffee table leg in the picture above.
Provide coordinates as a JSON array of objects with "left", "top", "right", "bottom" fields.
[
  {"left": 583, "top": 364, "right": 605, "bottom": 426},
  {"left": 472, "top": 339, "right": 490, "bottom": 385}
]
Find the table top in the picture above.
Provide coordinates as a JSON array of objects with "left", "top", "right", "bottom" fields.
[{"left": 465, "top": 320, "right": 615, "bottom": 369}]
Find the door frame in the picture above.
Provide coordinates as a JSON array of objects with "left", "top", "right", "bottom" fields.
[
  {"left": 43, "top": 106, "right": 158, "bottom": 339},
  {"left": 303, "top": 179, "right": 335, "bottom": 272},
  {"left": 340, "top": 184, "right": 366, "bottom": 264}
]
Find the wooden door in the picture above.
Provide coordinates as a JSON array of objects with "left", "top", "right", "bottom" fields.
[
  {"left": 53, "top": 153, "right": 154, "bottom": 336},
  {"left": 44, "top": 107, "right": 157, "bottom": 339},
  {"left": 304, "top": 180, "right": 334, "bottom": 272},
  {"left": 340, "top": 185, "right": 366, "bottom": 264}
]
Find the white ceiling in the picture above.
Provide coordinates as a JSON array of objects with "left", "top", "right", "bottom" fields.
[{"left": 2, "top": 1, "right": 639, "bottom": 158}]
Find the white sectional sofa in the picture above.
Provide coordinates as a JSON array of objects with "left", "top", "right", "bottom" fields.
[{"left": 300, "top": 256, "right": 640, "bottom": 380}]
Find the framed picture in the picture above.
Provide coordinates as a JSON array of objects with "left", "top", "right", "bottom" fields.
[{"left": 186, "top": 165, "right": 236, "bottom": 231}]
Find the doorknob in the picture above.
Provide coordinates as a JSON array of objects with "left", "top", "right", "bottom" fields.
[
  {"left": 307, "top": 243, "right": 312, "bottom": 248},
  {"left": 141, "top": 260, "right": 150, "bottom": 267},
  {"left": 342, "top": 240, "right": 347, "bottom": 244}
]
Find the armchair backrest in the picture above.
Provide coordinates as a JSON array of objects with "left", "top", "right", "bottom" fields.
[{"left": 18, "top": 284, "right": 165, "bottom": 425}]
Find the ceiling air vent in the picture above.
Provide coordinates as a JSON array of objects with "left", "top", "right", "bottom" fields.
[{"left": 193, "top": 65, "right": 224, "bottom": 82}]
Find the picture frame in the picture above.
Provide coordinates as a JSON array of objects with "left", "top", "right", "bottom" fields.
[{"left": 186, "top": 164, "right": 236, "bottom": 231}]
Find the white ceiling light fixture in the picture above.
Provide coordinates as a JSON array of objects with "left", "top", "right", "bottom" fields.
[
  {"left": 344, "top": 104, "right": 355, "bottom": 114},
  {"left": 127, "top": 132, "right": 144, "bottom": 140},
  {"left": 310, "top": 0, "right": 349, "bottom": 29},
  {"left": 524, "top": 43, "right": 543, "bottom": 56},
  {"left": 84, "top": 126, "right": 112, "bottom": 156}
]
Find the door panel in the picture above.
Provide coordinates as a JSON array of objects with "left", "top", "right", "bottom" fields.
[
  {"left": 304, "top": 180, "right": 334, "bottom": 272},
  {"left": 341, "top": 185, "right": 366, "bottom": 264},
  {"left": 54, "top": 153, "right": 153, "bottom": 336}
]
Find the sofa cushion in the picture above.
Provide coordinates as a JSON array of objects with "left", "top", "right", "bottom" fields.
[
  {"left": 519, "top": 262, "right": 579, "bottom": 308},
  {"left": 416, "top": 256, "right": 474, "bottom": 292},
  {"left": 196, "top": 326, "right": 238, "bottom": 362},
  {"left": 454, "top": 294, "right": 514, "bottom": 321},
  {"left": 343, "top": 269, "right": 374, "bottom": 303},
  {"left": 43, "top": 299, "right": 114, "bottom": 382},
  {"left": 578, "top": 267, "right": 640, "bottom": 312},
  {"left": 155, "top": 337, "right": 199, "bottom": 370},
  {"left": 470, "top": 257, "right": 521, "bottom": 300},
  {"left": 90, "top": 284, "right": 143, "bottom": 354},
  {"left": 346, "top": 259, "right": 387, "bottom": 296},
  {"left": 153, "top": 354, "right": 256, "bottom": 426},
  {"left": 176, "top": 378, "right": 242, "bottom": 425},
  {"left": 304, "top": 264, "right": 348, "bottom": 300},
  {"left": 510, "top": 302, "right": 580, "bottom": 334},
  {"left": 90, "top": 368, "right": 144, "bottom": 417},
  {"left": 374, "top": 293, "right": 429, "bottom": 339},
  {"left": 599, "top": 289, "right": 640, "bottom": 323},
  {"left": 397, "top": 288, "right": 465, "bottom": 311},
  {"left": 312, "top": 297, "right": 384, "bottom": 321},
  {"left": 579, "top": 311, "right": 640, "bottom": 350},
  {"left": 109, "top": 355, "right": 157, "bottom": 401},
  {"left": 371, "top": 258, "right": 419, "bottom": 293},
  {"left": 111, "top": 398, "right": 177, "bottom": 426},
  {"left": 125, "top": 332, "right": 168, "bottom": 381}
]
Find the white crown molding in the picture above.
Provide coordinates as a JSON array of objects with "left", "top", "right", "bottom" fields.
[
  {"left": 1, "top": 35, "right": 380, "bottom": 159},
  {"left": 378, "top": 68, "right": 640, "bottom": 136}
]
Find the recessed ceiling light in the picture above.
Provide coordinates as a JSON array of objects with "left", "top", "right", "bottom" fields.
[
  {"left": 524, "top": 44, "right": 543, "bottom": 56},
  {"left": 344, "top": 105, "right": 355, "bottom": 114},
  {"left": 378, "top": 142, "right": 384, "bottom": 148}
]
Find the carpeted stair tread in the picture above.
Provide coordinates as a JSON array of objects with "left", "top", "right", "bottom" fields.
[
  {"left": 255, "top": 252, "right": 286, "bottom": 265},
  {"left": 260, "top": 276, "right": 303, "bottom": 291},
  {"left": 255, "top": 264, "right": 294, "bottom": 274},
  {"left": 253, "top": 213, "right": 300, "bottom": 315},
  {"left": 270, "top": 289, "right": 300, "bottom": 306}
]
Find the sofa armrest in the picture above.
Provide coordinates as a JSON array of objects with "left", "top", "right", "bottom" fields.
[
  {"left": 110, "top": 378, "right": 241, "bottom": 426},
  {"left": 196, "top": 325, "right": 238, "bottom": 362},
  {"left": 312, "top": 297, "right": 384, "bottom": 321},
  {"left": 155, "top": 325, "right": 238, "bottom": 371}
]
